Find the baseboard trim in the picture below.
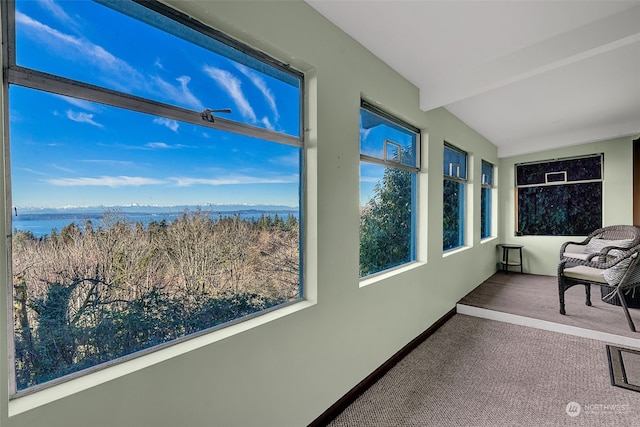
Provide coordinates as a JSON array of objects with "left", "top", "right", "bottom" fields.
[{"left": 308, "top": 307, "right": 457, "bottom": 427}]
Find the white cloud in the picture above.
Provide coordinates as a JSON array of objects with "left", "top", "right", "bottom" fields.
[
  {"left": 37, "top": 0, "right": 78, "bottom": 29},
  {"left": 19, "top": 167, "right": 48, "bottom": 176},
  {"left": 261, "top": 117, "right": 275, "bottom": 131},
  {"left": 19, "top": 9, "right": 209, "bottom": 111},
  {"left": 16, "top": 11, "right": 143, "bottom": 90},
  {"left": 361, "top": 176, "right": 382, "bottom": 183},
  {"left": 145, "top": 142, "right": 172, "bottom": 149},
  {"left": 47, "top": 176, "right": 165, "bottom": 187},
  {"left": 51, "top": 163, "right": 75, "bottom": 173},
  {"left": 15, "top": 12, "right": 77, "bottom": 45},
  {"left": 66, "top": 110, "right": 103, "bottom": 128},
  {"left": 153, "top": 117, "right": 179, "bottom": 132},
  {"left": 150, "top": 75, "right": 204, "bottom": 111},
  {"left": 235, "top": 63, "right": 279, "bottom": 122},
  {"left": 170, "top": 174, "right": 298, "bottom": 187},
  {"left": 203, "top": 65, "right": 256, "bottom": 123},
  {"left": 57, "top": 95, "right": 100, "bottom": 112},
  {"left": 82, "top": 159, "right": 136, "bottom": 167}
]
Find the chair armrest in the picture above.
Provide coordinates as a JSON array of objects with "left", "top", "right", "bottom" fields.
[
  {"left": 561, "top": 245, "right": 639, "bottom": 271},
  {"left": 562, "top": 243, "right": 587, "bottom": 255},
  {"left": 559, "top": 240, "right": 590, "bottom": 259}
]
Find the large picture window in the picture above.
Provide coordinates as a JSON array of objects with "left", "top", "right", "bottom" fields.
[
  {"left": 516, "top": 154, "right": 603, "bottom": 236},
  {"left": 359, "top": 101, "right": 420, "bottom": 278},
  {"left": 443, "top": 143, "right": 467, "bottom": 251},
  {"left": 4, "top": 0, "right": 303, "bottom": 393}
]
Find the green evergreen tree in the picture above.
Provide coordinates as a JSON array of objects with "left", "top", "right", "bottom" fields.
[{"left": 359, "top": 166, "right": 413, "bottom": 276}]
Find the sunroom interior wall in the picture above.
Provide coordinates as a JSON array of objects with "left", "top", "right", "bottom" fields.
[
  {"left": 498, "top": 136, "right": 634, "bottom": 276},
  {"left": 1, "top": 1, "right": 498, "bottom": 426}
]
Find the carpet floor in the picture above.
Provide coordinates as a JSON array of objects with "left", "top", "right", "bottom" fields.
[
  {"left": 458, "top": 271, "right": 640, "bottom": 340},
  {"left": 327, "top": 273, "right": 640, "bottom": 426}
]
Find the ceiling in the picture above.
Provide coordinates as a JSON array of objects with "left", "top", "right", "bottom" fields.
[{"left": 305, "top": 1, "right": 640, "bottom": 157}]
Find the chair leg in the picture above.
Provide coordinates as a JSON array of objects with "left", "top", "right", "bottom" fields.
[
  {"left": 585, "top": 284, "right": 592, "bottom": 306},
  {"left": 618, "top": 290, "right": 637, "bottom": 332},
  {"left": 559, "top": 278, "right": 566, "bottom": 315}
]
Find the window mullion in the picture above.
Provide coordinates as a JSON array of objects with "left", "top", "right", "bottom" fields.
[
  {"left": 444, "top": 176, "right": 467, "bottom": 184},
  {"left": 360, "top": 153, "right": 419, "bottom": 173},
  {"left": 7, "top": 66, "right": 303, "bottom": 148}
]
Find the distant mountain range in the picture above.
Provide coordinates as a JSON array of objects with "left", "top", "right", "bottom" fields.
[{"left": 15, "top": 204, "right": 298, "bottom": 216}]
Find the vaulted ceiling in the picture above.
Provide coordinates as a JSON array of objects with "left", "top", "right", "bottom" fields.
[{"left": 306, "top": 1, "right": 640, "bottom": 157}]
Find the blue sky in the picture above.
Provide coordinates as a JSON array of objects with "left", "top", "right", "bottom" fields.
[{"left": 10, "top": 0, "right": 301, "bottom": 209}]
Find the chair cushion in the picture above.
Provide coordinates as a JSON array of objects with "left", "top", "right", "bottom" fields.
[
  {"left": 585, "top": 238, "right": 634, "bottom": 255},
  {"left": 564, "top": 243, "right": 587, "bottom": 254},
  {"left": 563, "top": 265, "right": 608, "bottom": 284},
  {"left": 562, "top": 252, "right": 590, "bottom": 261},
  {"left": 604, "top": 250, "right": 636, "bottom": 285}
]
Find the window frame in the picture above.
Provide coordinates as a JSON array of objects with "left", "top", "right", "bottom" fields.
[
  {"left": 443, "top": 142, "right": 468, "bottom": 251},
  {"left": 359, "top": 101, "right": 421, "bottom": 172},
  {"left": 359, "top": 100, "right": 421, "bottom": 278},
  {"left": 3, "top": 0, "right": 305, "bottom": 396},
  {"left": 3, "top": 0, "right": 304, "bottom": 148},
  {"left": 480, "top": 160, "right": 495, "bottom": 240},
  {"left": 515, "top": 154, "right": 604, "bottom": 236}
]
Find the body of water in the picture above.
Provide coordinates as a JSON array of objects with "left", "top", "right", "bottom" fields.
[{"left": 12, "top": 210, "right": 298, "bottom": 238}]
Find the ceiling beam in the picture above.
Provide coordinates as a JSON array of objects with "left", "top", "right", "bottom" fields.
[{"left": 419, "top": 5, "right": 640, "bottom": 111}]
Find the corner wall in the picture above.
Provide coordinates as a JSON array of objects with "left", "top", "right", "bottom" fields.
[
  {"left": 1, "top": 2, "right": 499, "bottom": 426},
  {"left": 499, "top": 137, "right": 634, "bottom": 276}
]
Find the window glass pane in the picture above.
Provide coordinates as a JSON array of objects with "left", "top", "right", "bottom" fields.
[
  {"left": 11, "top": 86, "right": 301, "bottom": 390},
  {"left": 443, "top": 179, "right": 465, "bottom": 250},
  {"left": 481, "top": 187, "right": 491, "bottom": 239},
  {"left": 516, "top": 155, "right": 603, "bottom": 236},
  {"left": 10, "top": 0, "right": 304, "bottom": 389},
  {"left": 481, "top": 161, "right": 493, "bottom": 239},
  {"left": 359, "top": 104, "right": 418, "bottom": 278},
  {"left": 517, "top": 183, "right": 602, "bottom": 235},
  {"left": 360, "top": 108, "right": 417, "bottom": 168},
  {"left": 545, "top": 172, "right": 567, "bottom": 183},
  {"left": 482, "top": 160, "right": 493, "bottom": 185},
  {"left": 443, "top": 145, "right": 467, "bottom": 179},
  {"left": 15, "top": 0, "right": 301, "bottom": 137},
  {"left": 360, "top": 163, "right": 415, "bottom": 277},
  {"left": 516, "top": 155, "right": 601, "bottom": 186}
]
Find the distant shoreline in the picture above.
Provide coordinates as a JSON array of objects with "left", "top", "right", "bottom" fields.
[
  {"left": 13, "top": 204, "right": 298, "bottom": 215},
  {"left": 12, "top": 208, "right": 299, "bottom": 238}
]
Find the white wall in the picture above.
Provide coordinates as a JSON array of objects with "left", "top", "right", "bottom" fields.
[
  {"left": 1, "top": 2, "right": 500, "bottom": 426},
  {"left": 499, "top": 137, "right": 635, "bottom": 276}
]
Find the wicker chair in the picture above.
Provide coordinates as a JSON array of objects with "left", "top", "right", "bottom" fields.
[{"left": 558, "top": 225, "right": 640, "bottom": 332}]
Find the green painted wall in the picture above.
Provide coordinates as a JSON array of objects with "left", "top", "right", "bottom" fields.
[
  {"left": 499, "top": 136, "right": 635, "bottom": 276},
  {"left": 0, "top": 1, "right": 532, "bottom": 426}
]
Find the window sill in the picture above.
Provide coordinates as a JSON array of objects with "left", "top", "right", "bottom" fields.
[
  {"left": 359, "top": 261, "right": 426, "bottom": 288},
  {"left": 443, "top": 245, "right": 471, "bottom": 257},
  {"left": 8, "top": 299, "right": 315, "bottom": 416}
]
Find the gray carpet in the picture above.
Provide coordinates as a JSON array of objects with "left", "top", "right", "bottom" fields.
[
  {"left": 328, "top": 315, "right": 640, "bottom": 426},
  {"left": 459, "top": 271, "right": 640, "bottom": 340}
]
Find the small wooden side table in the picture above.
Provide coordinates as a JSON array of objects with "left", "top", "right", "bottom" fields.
[{"left": 500, "top": 244, "right": 524, "bottom": 273}]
